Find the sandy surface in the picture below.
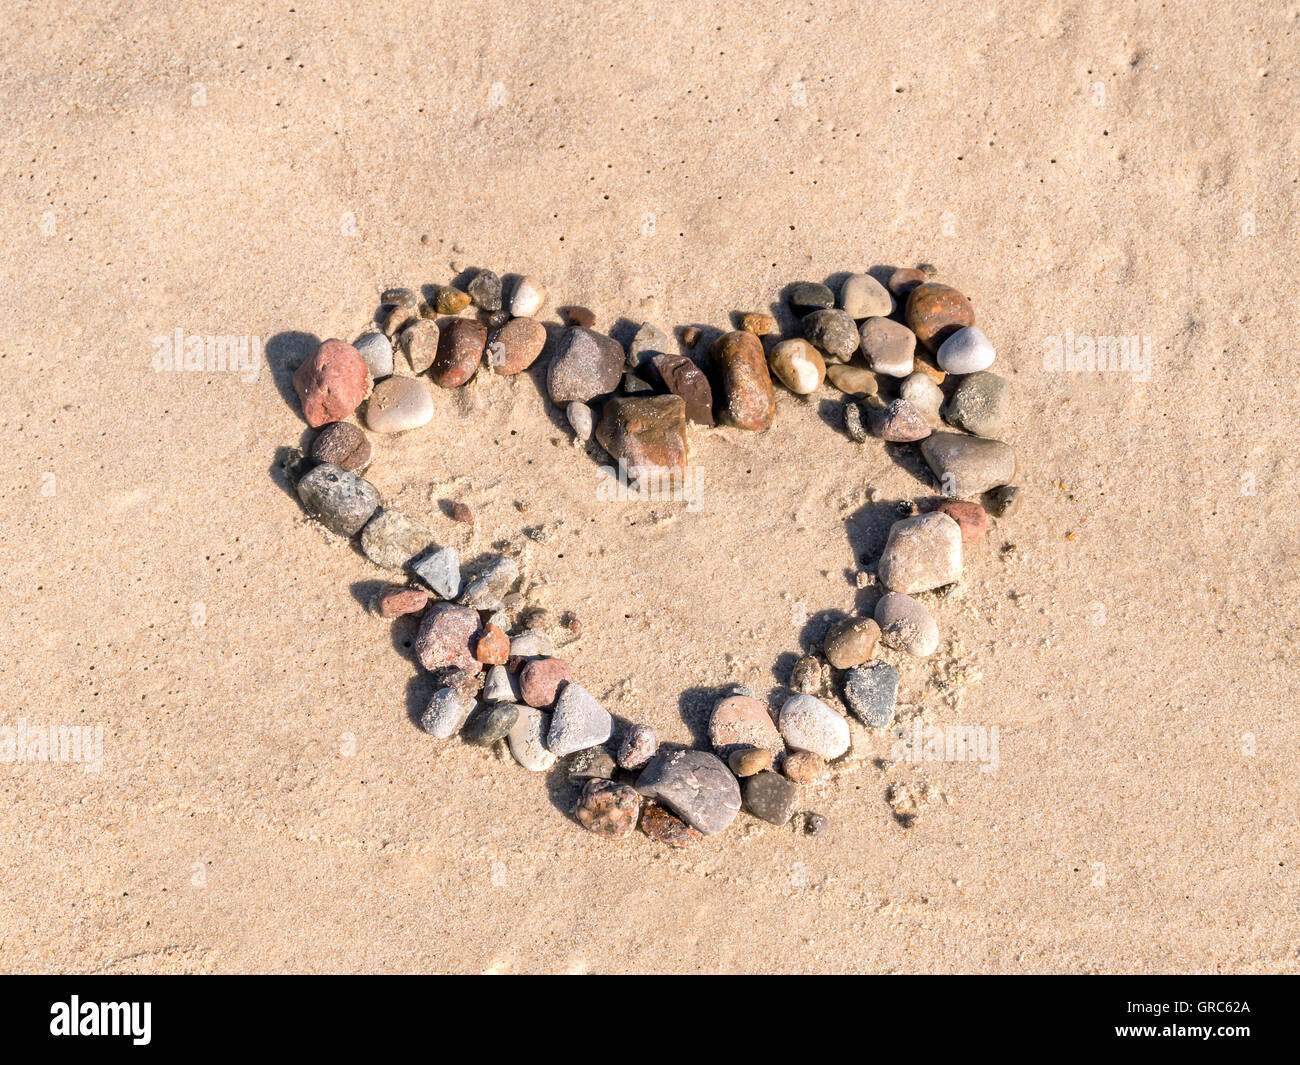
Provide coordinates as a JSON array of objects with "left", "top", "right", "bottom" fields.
[{"left": 1, "top": 1, "right": 1296, "bottom": 973}]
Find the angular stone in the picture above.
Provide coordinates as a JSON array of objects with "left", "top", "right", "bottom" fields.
[
  {"left": 651, "top": 352, "right": 714, "bottom": 426},
  {"left": 355, "top": 331, "right": 394, "bottom": 379},
  {"left": 482, "top": 664, "right": 521, "bottom": 704},
  {"left": 937, "top": 325, "right": 995, "bottom": 374},
  {"left": 617, "top": 724, "right": 658, "bottom": 770},
  {"left": 463, "top": 702, "right": 519, "bottom": 746},
  {"left": 359, "top": 509, "right": 433, "bottom": 570},
  {"left": 768, "top": 338, "right": 826, "bottom": 394},
  {"left": 945, "top": 371, "right": 1011, "bottom": 438},
  {"left": 547, "top": 682, "right": 612, "bottom": 757},
  {"left": 296, "top": 462, "right": 380, "bottom": 536},
  {"left": 802, "top": 308, "right": 860, "bottom": 361},
  {"left": 906, "top": 282, "right": 975, "bottom": 352},
  {"left": 467, "top": 269, "right": 502, "bottom": 312},
  {"left": 875, "top": 592, "right": 939, "bottom": 656},
  {"left": 988, "top": 484, "right": 1022, "bottom": 517},
  {"left": 627, "top": 321, "right": 670, "bottom": 370},
  {"left": 878, "top": 511, "right": 963, "bottom": 594},
  {"left": 399, "top": 319, "right": 440, "bottom": 374},
  {"left": 709, "top": 694, "right": 783, "bottom": 757},
  {"left": 419, "top": 687, "right": 475, "bottom": 739},
  {"left": 859, "top": 317, "right": 916, "bottom": 378},
  {"left": 376, "top": 586, "right": 429, "bottom": 619},
  {"left": 409, "top": 545, "right": 460, "bottom": 599},
  {"left": 921, "top": 432, "right": 1016, "bottom": 497},
  {"left": 709, "top": 330, "right": 774, "bottom": 431},
  {"left": 842, "top": 660, "right": 899, "bottom": 729},
  {"left": 575, "top": 778, "right": 640, "bottom": 838},
  {"left": 366, "top": 375, "right": 434, "bottom": 433},
  {"left": 434, "top": 286, "right": 471, "bottom": 315},
  {"left": 310, "top": 421, "right": 371, "bottom": 473},
  {"left": 293, "top": 339, "right": 371, "bottom": 427},
  {"left": 568, "top": 746, "right": 617, "bottom": 782},
  {"left": 509, "top": 630, "right": 553, "bottom": 659},
  {"left": 488, "top": 316, "right": 546, "bottom": 375},
  {"left": 509, "top": 275, "right": 547, "bottom": 318},
  {"left": 839, "top": 273, "right": 893, "bottom": 319},
  {"left": 640, "top": 803, "right": 702, "bottom": 848},
  {"left": 429, "top": 318, "right": 486, "bottom": 388},
  {"left": 869, "top": 398, "right": 931, "bottom": 442},
  {"left": 595, "top": 395, "right": 688, "bottom": 474},
  {"left": 547, "top": 327, "right": 624, "bottom": 403},
  {"left": 823, "top": 616, "right": 881, "bottom": 669},
  {"left": 519, "top": 658, "right": 572, "bottom": 709},
  {"left": 413, "top": 603, "right": 481, "bottom": 672},
  {"left": 743, "top": 770, "right": 799, "bottom": 826},
  {"left": 458, "top": 554, "right": 518, "bottom": 609},
  {"left": 507, "top": 705, "right": 556, "bottom": 771},
  {"left": 635, "top": 749, "right": 742, "bottom": 835},
  {"left": 778, "top": 694, "right": 850, "bottom": 759}
]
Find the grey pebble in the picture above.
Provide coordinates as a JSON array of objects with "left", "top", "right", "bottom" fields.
[
  {"left": 843, "top": 399, "right": 868, "bottom": 442},
  {"left": 296, "top": 463, "right": 380, "bottom": 537},
  {"left": 988, "top": 484, "right": 1022, "bottom": 517},
  {"left": 802, "top": 308, "right": 860, "bottom": 361},
  {"left": 617, "top": 724, "right": 658, "bottom": 770},
  {"left": 509, "top": 630, "right": 554, "bottom": 659},
  {"left": 467, "top": 269, "right": 502, "bottom": 312},
  {"left": 742, "top": 769, "right": 799, "bottom": 826},
  {"left": 875, "top": 591, "right": 939, "bottom": 657},
  {"left": 839, "top": 273, "right": 893, "bottom": 319},
  {"left": 778, "top": 694, "right": 850, "bottom": 759},
  {"left": 506, "top": 705, "right": 555, "bottom": 771},
  {"left": 921, "top": 432, "right": 1017, "bottom": 497},
  {"left": 547, "top": 683, "right": 613, "bottom": 757},
  {"left": 944, "top": 371, "right": 1011, "bottom": 438},
  {"left": 803, "top": 812, "right": 829, "bottom": 837},
  {"left": 354, "top": 331, "right": 394, "bottom": 379},
  {"left": 627, "top": 321, "right": 670, "bottom": 370},
  {"left": 789, "top": 281, "right": 835, "bottom": 313},
  {"left": 419, "top": 687, "right": 475, "bottom": 739},
  {"left": 458, "top": 554, "right": 519, "bottom": 609},
  {"left": 359, "top": 509, "right": 434, "bottom": 570},
  {"left": 635, "top": 749, "right": 742, "bottom": 835},
  {"left": 842, "top": 660, "right": 899, "bottom": 729},
  {"left": 547, "top": 327, "right": 625, "bottom": 404},
  {"left": 482, "top": 664, "right": 521, "bottom": 703},
  {"left": 409, "top": 545, "right": 461, "bottom": 599},
  {"left": 567, "top": 746, "right": 616, "bottom": 782},
  {"left": 399, "top": 319, "right": 440, "bottom": 374},
  {"left": 463, "top": 702, "right": 519, "bottom": 746}
]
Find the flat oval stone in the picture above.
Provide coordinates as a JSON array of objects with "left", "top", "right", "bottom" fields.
[
  {"left": 823, "top": 616, "right": 881, "bottom": 669},
  {"left": 399, "top": 319, "right": 439, "bottom": 373},
  {"left": 413, "top": 602, "right": 481, "bottom": 672},
  {"left": 878, "top": 511, "right": 963, "bottom": 594},
  {"left": 366, "top": 375, "right": 434, "bottom": 433},
  {"left": 768, "top": 338, "right": 826, "bottom": 394},
  {"left": 842, "top": 660, "right": 899, "bottom": 728},
  {"left": 740, "top": 311, "right": 778, "bottom": 336},
  {"left": 937, "top": 325, "right": 995, "bottom": 374},
  {"left": 944, "top": 370, "right": 1010, "bottom": 437},
  {"left": 359, "top": 509, "right": 433, "bottom": 570},
  {"left": 869, "top": 398, "right": 931, "bottom": 442},
  {"left": 635, "top": 749, "right": 742, "bottom": 835},
  {"left": 788, "top": 281, "right": 835, "bottom": 313},
  {"left": 409, "top": 545, "right": 460, "bottom": 599},
  {"left": 802, "top": 308, "right": 860, "bottom": 361},
  {"left": 826, "top": 364, "right": 879, "bottom": 397},
  {"left": 488, "top": 316, "right": 546, "bottom": 375},
  {"left": 778, "top": 694, "right": 850, "bottom": 759},
  {"left": 743, "top": 770, "right": 799, "bottom": 826},
  {"left": 507, "top": 705, "right": 556, "bottom": 771},
  {"left": 311, "top": 421, "right": 371, "bottom": 473},
  {"left": 728, "top": 746, "right": 773, "bottom": 777},
  {"left": 355, "top": 331, "right": 394, "bottom": 379},
  {"left": 651, "top": 352, "right": 714, "bottom": 426},
  {"left": 519, "top": 658, "right": 572, "bottom": 708},
  {"left": 899, "top": 372, "right": 944, "bottom": 424},
  {"left": 547, "top": 682, "right": 612, "bottom": 757},
  {"left": 782, "top": 751, "right": 824, "bottom": 784},
  {"left": 463, "top": 702, "right": 518, "bottom": 746},
  {"left": 509, "top": 275, "right": 547, "bottom": 317},
  {"left": 709, "top": 694, "right": 783, "bottom": 756},
  {"left": 595, "top": 395, "right": 688, "bottom": 473},
  {"left": 934, "top": 499, "right": 987, "bottom": 541},
  {"left": 839, "top": 273, "right": 893, "bottom": 319},
  {"left": 293, "top": 339, "right": 371, "bottom": 427},
  {"left": 709, "top": 330, "right": 774, "bottom": 430},
  {"left": 875, "top": 591, "right": 940, "bottom": 656},
  {"left": 859, "top": 317, "right": 916, "bottom": 377},
  {"left": 921, "top": 432, "right": 1016, "bottom": 497},
  {"left": 575, "top": 778, "right": 640, "bottom": 839},
  {"left": 296, "top": 462, "right": 380, "bottom": 536},
  {"left": 547, "top": 327, "right": 624, "bottom": 403},
  {"left": 419, "top": 687, "right": 475, "bottom": 739},
  {"left": 376, "top": 586, "right": 429, "bottom": 619},
  {"left": 429, "top": 318, "right": 486, "bottom": 387},
  {"left": 640, "top": 803, "right": 702, "bottom": 848},
  {"left": 617, "top": 724, "right": 658, "bottom": 770},
  {"left": 906, "top": 282, "right": 975, "bottom": 352}
]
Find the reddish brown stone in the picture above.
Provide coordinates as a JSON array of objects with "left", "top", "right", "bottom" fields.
[
  {"left": 905, "top": 283, "right": 975, "bottom": 353},
  {"left": 869, "top": 398, "right": 932, "bottom": 442},
  {"left": 888, "top": 267, "right": 927, "bottom": 299},
  {"left": 681, "top": 326, "right": 701, "bottom": 347},
  {"left": 311, "top": 421, "right": 371, "bottom": 473},
  {"left": 564, "top": 306, "right": 596, "bottom": 328},
  {"left": 650, "top": 352, "right": 714, "bottom": 426},
  {"left": 782, "top": 751, "right": 825, "bottom": 784},
  {"left": 475, "top": 624, "right": 510, "bottom": 665},
  {"left": 449, "top": 501, "right": 473, "bottom": 523},
  {"left": 518, "top": 658, "right": 572, "bottom": 708},
  {"left": 376, "top": 586, "right": 429, "bottom": 619},
  {"left": 575, "top": 778, "right": 640, "bottom": 839},
  {"left": 934, "top": 499, "right": 988, "bottom": 542},
  {"left": 640, "top": 803, "right": 702, "bottom": 848},
  {"left": 490, "top": 316, "right": 546, "bottom": 375},
  {"left": 740, "top": 311, "right": 778, "bottom": 335},
  {"left": 429, "top": 318, "right": 486, "bottom": 388},
  {"left": 595, "top": 395, "right": 689, "bottom": 474},
  {"left": 293, "top": 339, "right": 371, "bottom": 427},
  {"left": 709, "top": 330, "right": 774, "bottom": 431},
  {"left": 413, "top": 603, "right": 482, "bottom": 672}
]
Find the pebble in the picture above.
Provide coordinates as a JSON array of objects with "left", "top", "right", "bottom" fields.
[
  {"left": 803, "top": 812, "right": 829, "bottom": 837},
  {"left": 566, "top": 401, "right": 594, "bottom": 442},
  {"left": 944, "top": 370, "right": 1010, "bottom": 437},
  {"left": 937, "top": 325, "right": 995, "bottom": 374},
  {"left": 823, "top": 616, "right": 881, "bottom": 669},
  {"left": 839, "top": 273, "right": 893, "bottom": 319},
  {"left": 359, "top": 509, "right": 433, "bottom": 570},
  {"left": 743, "top": 770, "right": 799, "bottom": 826},
  {"left": 778, "top": 695, "right": 850, "bottom": 759},
  {"left": 878, "top": 511, "right": 963, "bottom": 594},
  {"left": 934, "top": 499, "right": 987, "bottom": 542},
  {"left": 875, "top": 591, "right": 940, "bottom": 656},
  {"left": 458, "top": 554, "right": 519, "bottom": 609},
  {"left": 635, "top": 749, "right": 742, "bottom": 835},
  {"left": 842, "top": 399, "right": 868, "bottom": 443},
  {"left": 627, "top": 321, "right": 671, "bottom": 370},
  {"left": 568, "top": 746, "right": 617, "bottom": 782},
  {"left": 622, "top": 370, "right": 655, "bottom": 395},
  {"left": 430, "top": 318, "right": 486, "bottom": 388},
  {"left": 434, "top": 286, "right": 471, "bottom": 315},
  {"left": 565, "top": 306, "right": 596, "bottom": 328},
  {"left": 906, "top": 282, "right": 975, "bottom": 352},
  {"left": 988, "top": 484, "right": 1022, "bottom": 517},
  {"left": 383, "top": 302, "right": 417, "bottom": 338},
  {"left": 709, "top": 694, "right": 783, "bottom": 756},
  {"left": 859, "top": 317, "right": 916, "bottom": 378},
  {"left": 354, "top": 332, "right": 394, "bottom": 379},
  {"left": 509, "top": 275, "right": 547, "bottom": 318},
  {"left": 482, "top": 664, "right": 521, "bottom": 704},
  {"left": 489, "top": 316, "right": 546, "bottom": 375},
  {"left": 782, "top": 751, "right": 824, "bottom": 784},
  {"left": 293, "top": 339, "right": 371, "bottom": 427},
  {"left": 802, "top": 308, "right": 860, "bottom": 361},
  {"left": 547, "top": 682, "right": 613, "bottom": 756},
  {"left": 650, "top": 352, "right": 714, "bottom": 426},
  {"left": 887, "top": 267, "right": 927, "bottom": 299},
  {"left": 740, "top": 311, "right": 778, "bottom": 335},
  {"left": 575, "top": 779, "right": 640, "bottom": 838},
  {"left": 921, "top": 432, "right": 1016, "bottom": 497},
  {"left": 413, "top": 603, "right": 481, "bottom": 672},
  {"left": 681, "top": 326, "right": 702, "bottom": 347},
  {"left": 788, "top": 281, "right": 835, "bottom": 313},
  {"left": 467, "top": 269, "right": 502, "bottom": 312},
  {"left": 825, "top": 364, "right": 878, "bottom": 397},
  {"left": 475, "top": 624, "right": 510, "bottom": 665},
  {"left": 296, "top": 462, "right": 381, "bottom": 536},
  {"left": 509, "top": 630, "right": 553, "bottom": 659},
  {"left": 728, "top": 746, "right": 773, "bottom": 777},
  {"left": 912, "top": 355, "right": 947, "bottom": 385},
  {"left": 419, "top": 687, "right": 475, "bottom": 739},
  {"left": 790, "top": 655, "right": 824, "bottom": 695},
  {"left": 463, "top": 702, "right": 518, "bottom": 746},
  {"left": 842, "top": 660, "right": 899, "bottom": 728},
  {"left": 376, "top": 586, "right": 429, "bottom": 619},
  {"left": 768, "top": 338, "right": 826, "bottom": 395},
  {"left": 441, "top": 665, "right": 484, "bottom": 702},
  {"left": 310, "top": 421, "right": 371, "bottom": 473},
  {"left": 869, "top": 398, "right": 932, "bottom": 442},
  {"left": 640, "top": 803, "right": 702, "bottom": 848},
  {"left": 617, "top": 724, "right": 658, "bottom": 770},
  {"left": 507, "top": 705, "right": 556, "bottom": 772},
  {"left": 366, "top": 375, "right": 434, "bottom": 433},
  {"left": 399, "top": 319, "right": 440, "bottom": 374},
  {"left": 547, "top": 327, "right": 625, "bottom": 403},
  {"left": 409, "top": 545, "right": 460, "bottom": 599},
  {"left": 519, "top": 658, "right": 573, "bottom": 708},
  {"left": 899, "top": 372, "right": 944, "bottom": 424},
  {"left": 449, "top": 501, "right": 473, "bottom": 523},
  {"left": 595, "top": 395, "right": 688, "bottom": 473},
  {"left": 709, "top": 330, "right": 774, "bottom": 431},
  {"left": 381, "top": 286, "right": 418, "bottom": 309}
]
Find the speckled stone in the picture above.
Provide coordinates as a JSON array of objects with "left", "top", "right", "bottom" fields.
[
  {"left": 768, "top": 338, "right": 826, "bottom": 394},
  {"left": 507, "top": 705, "right": 556, "bottom": 771},
  {"left": 310, "top": 421, "right": 371, "bottom": 473},
  {"left": 944, "top": 371, "right": 1011, "bottom": 438},
  {"left": 467, "top": 269, "right": 502, "bottom": 312},
  {"left": 921, "top": 432, "right": 1017, "bottom": 497},
  {"left": 617, "top": 724, "right": 658, "bottom": 770},
  {"left": 519, "top": 658, "right": 572, "bottom": 709},
  {"left": 293, "top": 339, "right": 371, "bottom": 427},
  {"left": 859, "top": 317, "right": 916, "bottom": 378},
  {"left": 595, "top": 395, "right": 688, "bottom": 473},
  {"left": 635, "top": 749, "right": 742, "bottom": 835},
  {"left": 366, "top": 375, "right": 434, "bottom": 433},
  {"left": 409, "top": 545, "right": 460, "bottom": 599},
  {"left": 778, "top": 694, "right": 851, "bottom": 759},
  {"left": 743, "top": 770, "right": 799, "bottom": 826},
  {"left": 419, "top": 687, "right": 475, "bottom": 739},
  {"left": 651, "top": 352, "right": 714, "bottom": 426},
  {"left": 568, "top": 746, "right": 617, "bottom": 782},
  {"left": 843, "top": 398, "right": 868, "bottom": 442},
  {"left": 376, "top": 586, "right": 429, "bottom": 619},
  {"left": 788, "top": 281, "right": 835, "bottom": 313},
  {"left": 782, "top": 750, "right": 825, "bottom": 784},
  {"left": 429, "top": 318, "right": 486, "bottom": 388},
  {"left": 640, "top": 803, "right": 702, "bottom": 848},
  {"left": 869, "top": 398, "right": 932, "bottom": 442},
  {"left": 709, "top": 330, "right": 774, "bottom": 430},
  {"left": 709, "top": 694, "right": 783, "bottom": 757},
  {"left": 839, "top": 273, "right": 893, "bottom": 319},
  {"left": 906, "top": 282, "right": 975, "bottom": 353},
  {"left": 842, "top": 660, "right": 899, "bottom": 729},
  {"left": 413, "top": 602, "right": 481, "bottom": 672},
  {"left": 296, "top": 462, "right": 380, "bottom": 536},
  {"left": 359, "top": 509, "right": 433, "bottom": 570},
  {"left": 826, "top": 364, "right": 879, "bottom": 397},
  {"left": 355, "top": 331, "right": 394, "bottom": 379},
  {"left": 547, "top": 682, "right": 613, "bottom": 757},
  {"left": 509, "top": 275, "right": 547, "bottom": 317},
  {"left": 399, "top": 319, "right": 439, "bottom": 374},
  {"left": 488, "top": 316, "right": 546, "bottom": 376},
  {"left": 823, "top": 616, "right": 881, "bottom": 669},
  {"left": 802, "top": 308, "right": 860, "bottom": 361},
  {"left": 574, "top": 778, "right": 640, "bottom": 838},
  {"left": 875, "top": 592, "right": 940, "bottom": 657},
  {"left": 878, "top": 511, "right": 963, "bottom": 594},
  {"left": 547, "top": 327, "right": 625, "bottom": 403},
  {"left": 740, "top": 311, "right": 778, "bottom": 335},
  {"left": 937, "top": 325, "right": 995, "bottom": 374},
  {"left": 463, "top": 702, "right": 519, "bottom": 746}
]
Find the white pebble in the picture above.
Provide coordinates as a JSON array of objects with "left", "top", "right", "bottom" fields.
[
  {"left": 778, "top": 694, "right": 850, "bottom": 759},
  {"left": 937, "top": 326, "right": 995, "bottom": 374},
  {"left": 875, "top": 592, "right": 939, "bottom": 656},
  {"left": 899, "top": 372, "right": 943, "bottom": 424},
  {"left": 354, "top": 332, "right": 393, "bottom": 379},
  {"left": 510, "top": 275, "right": 547, "bottom": 318}
]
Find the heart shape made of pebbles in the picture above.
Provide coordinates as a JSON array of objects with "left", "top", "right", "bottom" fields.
[{"left": 278, "top": 266, "right": 1020, "bottom": 846}]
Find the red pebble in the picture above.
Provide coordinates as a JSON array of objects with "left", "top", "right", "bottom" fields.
[
  {"left": 292, "top": 338, "right": 371, "bottom": 427},
  {"left": 377, "top": 587, "right": 429, "bottom": 619},
  {"left": 935, "top": 499, "right": 987, "bottom": 542},
  {"left": 475, "top": 624, "right": 510, "bottom": 665},
  {"left": 518, "top": 658, "right": 572, "bottom": 708}
]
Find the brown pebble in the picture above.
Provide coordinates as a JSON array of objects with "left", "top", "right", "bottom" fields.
[
  {"left": 575, "top": 778, "right": 640, "bottom": 839},
  {"left": 912, "top": 354, "right": 947, "bottom": 385},
  {"left": 449, "top": 501, "right": 473, "bottom": 523},
  {"left": 488, "top": 316, "right": 546, "bottom": 375},
  {"left": 988, "top": 485, "right": 1022, "bottom": 518},
  {"left": 709, "top": 330, "right": 775, "bottom": 431},
  {"left": 640, "top": 803, "right": 702, "bottom": 848},
  {"left": 430, "top": 318, "right": 486, "bottom": 388},
  {"left": 790, "top": 655, "right": 824, "bottom": 694},
  {"left": 377, "top": 586, "right": 429, "bottom": 619},
  {"left": 518, "top": 658, "right": 572, "bottom": 708},
  {"left": 434, "top": 286, "right": 471, "bottom": 315},
  {"left": 905, "top": 282, "right": 975, "bottom": 353},
  {"left": 823, "top": 616, "right": 881, "bottom": 669},
  {"left": 783, "top": 751, "right": 825, "bottom": 785},
  {"left": 728, "top": 746, "right": 773, "bottom": 777},
  {"left": 595, "top": 395, "right": 689, "bottom": 474},
  {"left": 565, "top": 306, "right": 596, "bottom": 328},
  {"left": 740, "top": 311, "right": 778, "bottom": 335},
  {"left": 441, "top": 666, "right": 484, "bottom": 700},
  {"left": 888, "top": 267, "right": 927, "bottom": 299},
  {"left": 311, "top": 421, "right": 372, "bottom": 473},
  {"left": 474, "top": 624, "right": 510, "bottom": 665},
  {"left": 681, "top": 325, "right": 701, "bottom": 347},
  {"left": 650, "top": 352, "right": 714, "bottom": 426},
  {"left": 934, "top": 499, "right": 987, "bottom": 542}
]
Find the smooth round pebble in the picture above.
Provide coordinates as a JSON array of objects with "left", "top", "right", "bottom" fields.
[
  {"left": 399, "top": 319, "right": 439, "bottom": 374},
  {"left": 782, "top": 751, "right": 825, "bottom": 785},
  {"left": 506, "top": 705, "right": 556, "bottom": 771},
  {"left": 430, "top": 318, "right": 486, "bottom": 388},
  {"left": 463, "top": 702, "right": 519, "bottom": 747},
  {"left": 767, "top": 338, "right": 826, "bottom": 394},
  {"left": 575, "top": 779, "right": 640, "bottom": 839},
  {"left": 899, "top": 372, "right": 944, "bottom": 424},
  {"left": 826, "top": 364, "right": 879, "bottom": 397},
  {"left": 875, "top": 592, "right": 940, "bottom": 657},
  {"left": 921, "top": 432, "right": 1017, "bottom": 497},
  {"left": 519, "top": 658, "right": 572, "bottom": 708},
  {"left": 296, "top": 463, "right": 380, "bottom": 536},
  {"left": 802, "top": 308, "right": 860, "bottom": 361},
  {"left": 366, "top": 375, "right": 434, "bottom": 433},
  {"left": 839, "top": 273, "right": 893, "bottom": 319},
  {"left": 859, "top": 317, "right": 916, "bottom": 378},
  {"left": 823, "top": 616, "right": 881, "bottom": 669},
  {"left": 293, "top": 339, "right": 371, "bottom": 427},
  {"left": 788, "top": 281, "right": 835, "bottom": 313},
  {"left": 906, "top": 283, "right": 975, "bottom": 352},
  {"left": 728, "top": 746, "right": 773, "bottom": 777},
  {"left": 509, "top": 275, "right": 547, "bottom": 317},
  {"left": 778, "top": 694, "right": 850, "bottom": 760},
  {"left": 434, "top": 286, "right": 471, "bottom": 315},
  {"left": 488, "top": 316, "right": 546, "bottom": 375},
  {"left": 376, "top": 586, "right": 429, "bottom": 619},
  {"left": 354, "top": 332, "right": 394, "bottom": 379},
  {"left": 944, "top": 370, "right": 1010, "bottom": 437},
  {"left": 937, "top": 325, "right": 995, "bottom": 374},
  {"left": 419, "top": 687, "right": 475, "bottom": 739},
  {"left": 709, "top": 694, "right": 783, "bottom": 757}
]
